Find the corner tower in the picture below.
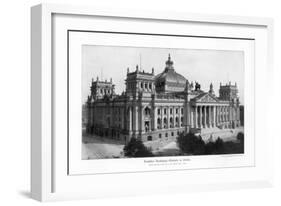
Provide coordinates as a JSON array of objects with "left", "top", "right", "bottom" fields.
[
  {"left": 219, "top": 82, "right": 238, "bottom": 101},
  {"left": 89, "top": 77, "right": 115, "bottom": 101},
  {"left": 125, "top": 65, "right": 155, "bottom": 97}
]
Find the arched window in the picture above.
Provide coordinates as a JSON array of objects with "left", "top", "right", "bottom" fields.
[
  {"left": 157, "top": 118, "right": 161, "bottom": 129},
  {"left": 180, "top": 117, "right": 183, "bottom": 127},
  {"left": 175, "top": 117, "right": 179, "bottom": 127},
  {"left": 145, "top": 121, "right": 150, "bottom": 132},
  {"left": 141, "top": 82, "right": 143, "bottom": 89},
  {"left": 169, "top": 117, "right": 173, "bottom": 128},
  {"left": 144, "top": 107, "right": 150, "bottom": 116},
  {"left": 164, "top": 118, "right": 167, "bottom": 128}
]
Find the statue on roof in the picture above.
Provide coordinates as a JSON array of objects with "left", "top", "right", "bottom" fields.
[
  {"left": 190, "top": 81, "right": 194, "bottom": 90},
  {"left": 195, "top": 82, "right": 201, "bottom": 91},
  {"left": 209, "top": 83, "right": 214, "bottom": 95}
]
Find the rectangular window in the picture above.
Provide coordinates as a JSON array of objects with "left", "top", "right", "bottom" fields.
[
  {"left": 176, "top": 108, "right": 178, "bottom": 114},
  {"left": 164, "top": 108, "right": 167, "bottom": 115},
  {"left": 170, "top": 108, "right": 173, "bottom": 114},
  {"left": 158, "top": 109, "right": 160, "bottom": 115}
]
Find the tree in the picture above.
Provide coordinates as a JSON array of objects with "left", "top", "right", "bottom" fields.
[
  {"left": 237, "top": 132, "right": 244, "bottom": 152},
  {"left": 205, "top": 141, "right": 215, "bottom": 154},
  {"left": 123, "top": 138, "right": 154, "bottom": 157},
  {"left": 205, "top": 137, "right": 225, "bottom": 154},
  {"left": 214, "top": 137, "right": 225, "bottom": 154},
  {"left": 177, "top": 133, "right": 205, "bottom": 155},
  {"left": 237, "top": 132, "right": 244, "bottom": 144}
]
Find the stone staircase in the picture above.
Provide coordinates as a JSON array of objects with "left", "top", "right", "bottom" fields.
[
  {"left": 200, "top": 126, "right": 243, "bottom": 142},
  {"left": 144, "top": 136, "right": 177, "bottom": 151}
]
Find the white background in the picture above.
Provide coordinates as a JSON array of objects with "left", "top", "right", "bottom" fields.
[{"left": 0, "top": 0, "right": 280, "bottom": 205}]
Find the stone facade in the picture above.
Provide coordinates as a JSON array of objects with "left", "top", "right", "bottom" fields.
[{"left": 85, "top": 54, "right": 241, "bottom": 143}]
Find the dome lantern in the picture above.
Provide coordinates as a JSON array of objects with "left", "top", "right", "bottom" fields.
[{"left": 165, "top": 54, "right": 174, "bottom": 71}]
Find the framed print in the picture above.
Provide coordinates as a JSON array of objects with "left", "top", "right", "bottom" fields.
[{"left": 31, "top": 3, "right": 274, "bottom": 201}]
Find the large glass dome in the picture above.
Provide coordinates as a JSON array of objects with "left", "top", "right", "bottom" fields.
[{"left": 155, "top": 54, "right": 187, "bottom": 93}]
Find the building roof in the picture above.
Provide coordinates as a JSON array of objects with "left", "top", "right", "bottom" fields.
[
  {"left": 191, "top": 92, "right": 219, "bottom": 103},
  {"left": 155, "top": 54, "right": 187, "bottom": 86}
]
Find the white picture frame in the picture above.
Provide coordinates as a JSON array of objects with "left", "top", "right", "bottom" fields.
[{"left": 31, "top": 3, "right": 274, "bottom": 202}]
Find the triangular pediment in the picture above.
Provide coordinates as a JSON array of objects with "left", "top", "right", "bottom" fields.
[{"left": 193, "top": 93, "right": 218, "bottom": 103}]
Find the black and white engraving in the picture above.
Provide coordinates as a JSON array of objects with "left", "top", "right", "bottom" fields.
[{"left": 82, "top": 46, "right": 244, "bottom": 159}]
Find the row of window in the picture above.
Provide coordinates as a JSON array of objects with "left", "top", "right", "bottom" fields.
[
  {"left": 99, "top": 88, "right": 111, "bottom": 95},
  {"left": 140, "top": 82, "right": 153, "bottom": 90},
  {"left": 157, "top": 117, "right": 183, "bottom": 129},
  {"left": 147, "top": 131, "right": 181, "bottom": 141},
  {"left": 127, "top": 82, "right": 154, "bottom": 90},
  {"left": 157, "top": 107, "right": 184, "bottom": 115}
]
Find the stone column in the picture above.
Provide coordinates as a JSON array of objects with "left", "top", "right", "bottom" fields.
[
  {"left": 225, "top": 106, "right": 228, "bottom": 122},
  {"left": 222, "top": 106, "right": 225, "bottom": 122},
  {"left": 224, "top": 106, "right": 227, "bottom": 122},
  {"left": 233, "top": 107, "right": 235, "bottom": 122},
  {"left": 205, "top": 106, "right": 208, "bottom": 128},
  {"left": 227, "top": 106, "right": 230, "bottom": 122},
  {"left": 236, "top": 107, "right": 240, "bottom": 126},
  {"left": 173, "top": 106, "right": 175, "bottom": 128},
  {"left": 140, "top": 106, "right": 143, "bottom": 133},
  {"left": 208, "top": 106, "right": 211, "bottom": 128},
  {"left": 219, "top": 106, "right": 221, "bottom": 123},
  {"left": 204, "top": 106, "right": 207, "bottom": 128},
  {"left": 133, "top": 106, "right": 138, "bottom": 135},
  {"left": 128, "top": 107, "right": 132, "bottom": 132},
  {"left": 195, "top": 106, "right": 198, "bottom": 128},
  {"left": 229, "top": 107, "right": 232, "bottom": 122},
  {"left": 199, "top": 106, "right": 202, "bottom": 128},
  {"left": 237, "top": 107, "right": 240, "bottom": 121},
  {"left": 167, "top": 106, "right": 170, "bottom": 129},
  {"left": 220, "top": 106, "right": 222, "bottom": 122},
  {"left": 160, "top": 106, "right": 163, "bottom": 129},
  {"left": 179, "top": 107, "right": 182, "bottom": 127},
  {"left": 221, "top": 107, "right": 223, "bottom": 122},
  {"left": 221, "top": 106, "right": 224, "bottom": 122},
  {"left": 190, "top": 107, "right": 194, "bottom": 128},
  {"left": 213, "top": 106, "right": 216, "bottom": 127},
  {"left": 216, "top": 106, "right": 218, "bottom": 124},
  {"left": 153, "top": 107, "right": 157, "bottom": 131}
]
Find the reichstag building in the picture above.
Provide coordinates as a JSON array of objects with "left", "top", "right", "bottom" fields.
[{"left": 85, "top": 54, "right": 241, "bottom": 143}]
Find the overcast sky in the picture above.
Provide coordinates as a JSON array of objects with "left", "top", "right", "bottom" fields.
[{"left": 82, "top": 45, "right": 244, "bottom": 104}]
